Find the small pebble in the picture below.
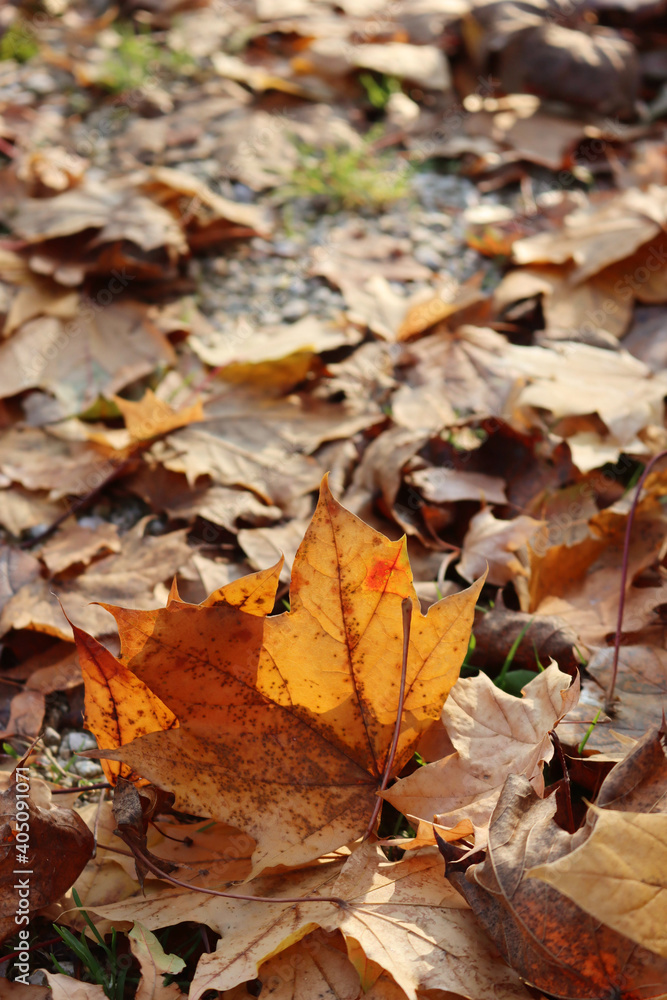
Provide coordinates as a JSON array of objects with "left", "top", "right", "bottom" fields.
[
  {"left": 414, "top": 245, "right": 443, "bottom": 270},
  {"left": 41, "top": 727, "right": 61, "bottom": 750},
  {"left": 64, "top": 731, "right": 98, "bottom": 753},
  {"left": 72, "top": 759, "right": 104, "bottom": 779},
  {"left": 282, "top": 299, "right": 309, "bottom": 322}
]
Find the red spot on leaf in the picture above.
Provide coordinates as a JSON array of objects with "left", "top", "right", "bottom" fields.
[{"left": 365, "top": 558, "right": 395, "bottom": 591}]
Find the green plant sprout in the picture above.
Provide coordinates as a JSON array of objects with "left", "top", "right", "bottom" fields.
[
  {"left": 577, "top": 707, "right": 603, "bottom": 754},
  {"left": 0, "top": 21, "right": 39, "bottom": 63},
  {"left": 494, "top": 617, "right": 535, "bottom": 693},
  {"left": 97, "top": 24, "right": 193, "bottom": 95},
  {"left": 51, "top": 890, "right": 136, "bottom": 1000},
  {"left": 358, "top": 72, "right": 401, "bottom": 110},
  {"left": 277, "top": 127, "right": 411, "bottom": 212}
]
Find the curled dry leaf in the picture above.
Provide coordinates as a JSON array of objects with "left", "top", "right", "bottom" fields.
[
  {"left": 383, "top": 663, "right": 579, "bottom": 849},
  {"left": 0, "top": 768, "right": 94, "bottom": 944},
  {"left": 457, "top": 508, "right": 543, "bottom": 587},
  {"left": 75, "top": 477, "right": 482, "bottom": 875}
]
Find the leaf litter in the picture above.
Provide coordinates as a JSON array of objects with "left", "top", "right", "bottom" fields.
[{"left": 1, "top": 0, "right": 667, "bottom": 997}]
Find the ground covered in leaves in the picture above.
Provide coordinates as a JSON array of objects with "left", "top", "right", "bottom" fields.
[{"left": 1, "top": 0, "right": 667, "bottom": 998}]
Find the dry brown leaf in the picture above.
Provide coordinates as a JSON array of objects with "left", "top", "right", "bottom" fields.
[
  {"left": 407, "top": 467, "right": 507, "bottom": 505},
  {"left": 42, "top": 974, "right": 107, "bottom": 1000},
  {"left": 189, "top": 315, "right": 361, "bottom": 389},
  {"left": 470, "top": 610, "right": 585, "bottom": 677},
  {"left": 12, "top": 179, "right": 188, "bottom": 266},
  {"left": 511, "top": 187, "right": 667, "bottom": 282},
  {"left": 49, "top": 798, "right": 253, "bottom": 936},
  {"left": 4, "top": 276, "right": 79, "bottom": 337},
  {"left": 529, "top": 806, "right": 667, "bottom": 958},
  {"left": 0, "top": 427, "right": 115, "bottom": 500},
  {"left": 439, "top": 773, "right": 667, "bottom": 999},
  {"left": 219, "top": 929, "right": 362, "bottom": 1000},
  {"left": 113, "top": 389, "right": 204, "bottom": 444},
  {"left": 532, "top": 484, "right": 667, "bottom": 645},
  {"left": 384, "top": 664, "right": 579, "bottom": 849},
  {"left": 137, "top": 165, "right": 271, "bottom": 248},
  {"left": 87, "top": 844, "right": 528, "bottom": 1000},
  {"left": 0, "top": 520, "right": 191, "bottom": 639},
  {"left": 0, "top": 302, "right": 176, "bottom": 418},
  {"left": 404, "top": 325, "right": 518, "bottom": 417},
  {"left": 155, "top": 390, "right": 380, "bottom": 508},
  {"left": 457, "top": 508, "right": 543, "bottom": 586},
  {"left": 562, "top": 646, "right": 667, "bottom": 752},
  {"left": 40, "top": 523, "right": 121, "bottom": 575},
  {"left": 0, "top": 768, "right": 94, "bottom": 944}
]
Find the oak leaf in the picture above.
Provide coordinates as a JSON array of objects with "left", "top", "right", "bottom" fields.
[{"left": 77, "top": 477, "right": 481, "bottom": 874}]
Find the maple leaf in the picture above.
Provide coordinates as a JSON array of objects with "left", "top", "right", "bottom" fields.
[
  {"left": 384, "top": 663, "right": 579, "bottom": 849},
  {"left": 438, "top": 772, "right": 667, "bottom": 1000},
  {"left": 529, "top": 806, "right": 667, "bottom": 959},
  {"left": 85, "top": 843, "right": 528, "bottom": 1000},
  {"left": 528, "top": 722, "right": 667, "bottom": 958},
  {"left": 76, "top": 476, "right": 482, "bottom": 874}
]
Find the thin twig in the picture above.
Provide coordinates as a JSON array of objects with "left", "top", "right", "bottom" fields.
[
  {"left": 131, "top": 842, "right": 347, "bottom": 906},
  {"left": 550, "top": 730, "right": 575, "bottom": 835},
  {"left": 607, "top": 449, "right": 667, "bottom": 706},
  {"left": 364, "top": 597, "right": 412, "bottom": 839}
]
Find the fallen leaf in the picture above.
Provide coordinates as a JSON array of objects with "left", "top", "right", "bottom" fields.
[
  {"left": 0, "top": 767, "right": 94, "bottom": 944},
  {"left": 511, "top": 187, "right": 667, "bottom": 281},
  {"left": 75, "top": 619, "right": 179, "bottom": 786},
  {"left": 0, "top": 520, "right": 191, "bottom": 639},
  {"left": 439, "top": 772, "right": 667, "bottom": 999},
  {"left": 42, "top": 974, "right": 107, "bottom": 1000},
  {"left": 458, "top": 508, "right": 543, "bottom": 586},
  {"left": 407, "top": 467, "right": 507, "bottom": 505},
  {"left": 469, "top": 610, "right": 584, "bottom": 677},
  {"left": 384, "top": 664, "right": 579, "bottom": 849},
  {"left": 80, "top": 477, "right": 482, "bottom": 874},
  {"left": 130, "top": 922, "right": 186, "bottom": 999},
  {"left": 529, "top": 806, "right": 667, "bottom": 958},
  {"left": 0, "top": 302, "right": 177, "bottom": 419},
  {"left": 562, "top": 647, "right": 667, "bottom": 753},
  {"left": 88, "top": 844, "right": 528, "bottom": 1000},
  {"left": 113, "top": 389, "right": 204, "bottom": 444},
  {"left": 219, "top": 929, "right": 362, "bottom": 1000},
  {"left": 40, "top": 522, "right": 121, "bottom": 575}
]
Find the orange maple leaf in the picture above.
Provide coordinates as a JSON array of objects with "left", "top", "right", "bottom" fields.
[{"left": 75, "top": 477, "right": 482, "bottom": 874}]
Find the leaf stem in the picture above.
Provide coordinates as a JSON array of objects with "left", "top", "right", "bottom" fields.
[
  {"left": 130, "top": 842, "right": 347, "bottom": 906},
  {"left": 364, "top": 597, "right": 413, "bottom": 839}
]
